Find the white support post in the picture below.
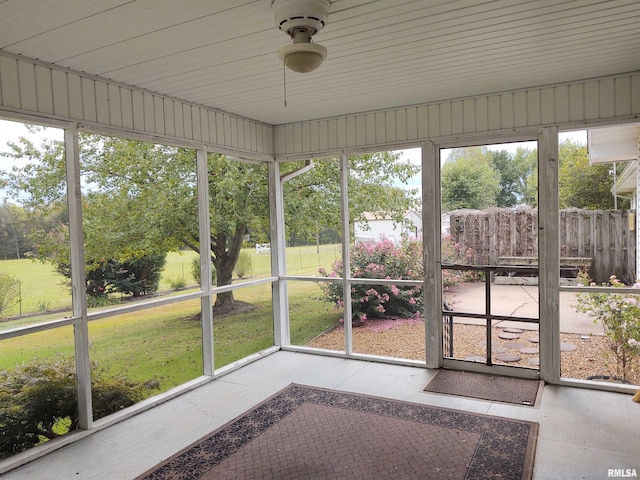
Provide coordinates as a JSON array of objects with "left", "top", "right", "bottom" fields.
[
  {"left": 196, "top": 147, "right": 214, "bottom": 376},
  {"left": 340, "top": 153, "right": 353, "bottom": 355},
  {"left": 423, "top": 140, "right": 443, "bottom": 368},
  {"left": 65, "top": 126, "right": 93, "bottom": 430},
  {"left": 538, "top": 126, "right": 561, "bottom": 383},
  {"left": 269, "top": 161, "right": 290, "bottom": 346}
]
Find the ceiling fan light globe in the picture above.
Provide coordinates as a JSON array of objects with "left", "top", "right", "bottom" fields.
[{"left": 278, "top": 43, "right": 327, "bottom": 73}]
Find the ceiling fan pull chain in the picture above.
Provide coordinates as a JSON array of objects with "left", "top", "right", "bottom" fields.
[{"left": 283, "top": 62, "right": 288, "bottom": 107}]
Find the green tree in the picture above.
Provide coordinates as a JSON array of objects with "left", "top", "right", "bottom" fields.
[
  {"left": 441, "top": 147, "right": 500, "bottom": 211},
  {"left": 0, "top": 203, "right": 29, "bottom": 259},
  {"left": 3, "top": 130, "right": 418, "bottom": 309},
  {"left": 0, "top": 273, "right": 21, "bottom": 319},
  {"left": 558, "top": 140, "right": 624, "bottom": 209},
  {"left": 491, "top": 147, "right": 537, "bottom": 207}
]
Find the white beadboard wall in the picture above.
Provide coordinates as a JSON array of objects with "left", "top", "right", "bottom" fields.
[
  {"left": 275, "top": 72, "right": 640, "bottom": 159},
  {"left": 0, "top": 52, "right": 273, "bottom": 160}
]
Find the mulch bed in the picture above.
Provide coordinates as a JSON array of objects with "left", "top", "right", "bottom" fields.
[{"left": 307, "top": 318, "right": 639, "bottom": 385}]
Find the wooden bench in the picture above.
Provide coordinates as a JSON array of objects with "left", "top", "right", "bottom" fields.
[{"left": 496, "top": 256, "right": 591, "bottom": 284}]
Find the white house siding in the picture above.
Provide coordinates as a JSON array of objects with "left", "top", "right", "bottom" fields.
[
  {"left": 274, "top": 72, "right": 640, "bottom": 159},
  {"left": 0, "top": 52, "right": 273, "bottom": 160}
]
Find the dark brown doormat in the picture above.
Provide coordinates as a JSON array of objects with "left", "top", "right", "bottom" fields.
[
  {"left": 135, "top": 384, "right": 538, "bottom": 480},
  {"left": 424, "top": 370, "right": 543, "bottom": 406}
]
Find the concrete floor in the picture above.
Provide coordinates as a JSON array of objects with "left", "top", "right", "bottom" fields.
[{"left": 3, "top": 351, "right": 638, "bottom": 480}]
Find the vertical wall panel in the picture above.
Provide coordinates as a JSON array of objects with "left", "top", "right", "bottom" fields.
[
  {"left": 120, "top": 87, "right": 133, "bottom": 128},
  {"left": 614, "top": 76, "right": 631, "bottom": 116},
  {"left": 540, "top": 87, "right": 555, "bottom": 124},
  {"left": 526, "top": 90, "right": 540, "bottom": 126},
  {"left": 0, "top": 56, "right": 19, "bottom": 108},
  {"left": 514, "top": 91, "right": 527, "bottom": 127},
  {"left": 475, "top": 97, "right": 487, "bottom": 132},
  {"left": 81, "top": 77, "right": 97, "bottom": 122},
  {"left": 174, "top": 102, "right": 184, "bottom": 138},
  {"left": 200, "top": 108, "right": 210, "bottom": 144},
  {"left": 192, "top": 106, "right": 202, "bottom": 142},
  {"left": 318, "top": 119, "right": 329, "bottom": 151},
  {"left": 599, "top": 78, "right": 615, "bottom": 118},
  {"left": 375, "top": 112, "right": 387, "bottom": 144},
  {"left": 207, "top": 110, "right": 217, "bottom": 144},
  {"left": 309, "top": 121, "right": 319, "bottom": 152},
  {"left": 396, "top": 109, "right": 407, "bottom": 142},
  {"left": 215, "top": 112, "right": 224, "bottom": 146},
  {"left": 554, "top": 85, "right": 569, "bottom": 123},
  {"left": 142, "top": 92, "right": 155, "bottom": 132},
  {"left": 451, "top": 100, "right": 464, "bottom": 134},
  {"left": 406, "top": 106, "right": 417, "bottom": 140},
  {"left": 107, "top": 84, "right": 122, "bottom": 127},
  {"left": 427, "top": 104, "right": 440, "bottom": 136},
  {"left": 386, "top": 111, "right": 397, "bottom": 143},
  {"left": 344, "top": 117, "right": 355, "bottom": 147},
  {"left": 500, "top": 93, "right": 514, "bottom": 129},
  {"left": 51, "top": 69, "right": 68, "bottom": 117},
  {"left": 229, "top": 116, "right": 238, "bottom": 148},
  {"left": 164, "top": 98, "right": 175, "bottom": 136},
  {"left": 365, "top": 113, "right": 376, "bottom": 145},
  {"left": 95, "top": 81, "right": 109, "bottom": 125},
  {"left": 17, "top": 60, "right": 37, "bottom": 111},
  {"left": 67, "top": 73, "right": 83, "bottom": 119},
  {"left": 183, "top": 104, "right": 193, "bottom": 140},
  {"left": 35, "top": 65, "right": 54, "bottom": 114},
  {"left": 328, "top": 118, "right": 338, "bottom": 150},
  {"left": 463, "top": 99, "right": 475, "bottom": 133},
  {"left": 355, "top": 114, "right": 366, "bottom": 146},
  {"left": 439, "top": 102, "right": 452, "bottom": 136},
  {"left": 131, "top": 90, "right": 144, "bottom": 131},
  {"left": 337, "top": 117, "right": 347, "bottom": 148},
  {"left": 417, "top": 105, "right": 429, "bottom": 138},
  {"left": 153, "top": 96, "right": 165, "bottom": 135},
  {"left": 302, "top": 122, "right": 311, "bottom": 153},
  {"left": 584, "top": 81, "right": 600, "bottom": 120},
  {"left": 276, "top": 125, "right": 287, "bottom": 155},
  {"left": 487, "top": 95, "right": 501, "bottom": 130},
  {"left": 568, "top": 83, "right": 584, "bottom": 121}
]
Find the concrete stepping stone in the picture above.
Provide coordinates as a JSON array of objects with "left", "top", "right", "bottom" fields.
[
  {"left": 502, "top": 327, "right": 525, "bottom": 334},
  {"left": 519, "top": 347, "right": 539, "bottom": 354},
  {"left": 560, "top": 342, "right": 577, "bottom": 352},
  {"left": 464, "top": 355, "right": 486, "bottom": 363},
  {"left": 528, "top": 336, "right": 540, "bottom": 343},
  {"left": 498, "top": 331, "right": 521, "bottom": 340},
  {"left": 495, "top": 353, "right": 521, "bottom": 362},
  {"left": 504, "top": 341, "right": 526, "bottom": 349},
  {"left": 528, "top": 357, "right": 540, "bottom": 365}
]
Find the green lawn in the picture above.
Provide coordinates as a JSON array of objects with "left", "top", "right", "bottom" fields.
[{"left": 0, "top": 244, "right": 342, "bottom": 393}]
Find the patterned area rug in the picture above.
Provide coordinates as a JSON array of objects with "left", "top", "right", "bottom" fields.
[
  {"left": 136, "top": 384, "right": 538, "bottom": 480},
  {"left": 424, "top": 370, "right": 543, "bottom": 406}
]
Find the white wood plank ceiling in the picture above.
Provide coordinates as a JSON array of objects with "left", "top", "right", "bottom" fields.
[{"left": 0, "top": 0, "right": 639, "bottom": 126}]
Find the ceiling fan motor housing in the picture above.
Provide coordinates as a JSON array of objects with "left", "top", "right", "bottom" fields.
[{"left": 272, "top": 0, "right": 330, "bottom": 37}]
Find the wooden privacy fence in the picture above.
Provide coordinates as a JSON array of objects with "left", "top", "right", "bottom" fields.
[{"left": 448, "top": 207, "right": 636, "bottom": 284}]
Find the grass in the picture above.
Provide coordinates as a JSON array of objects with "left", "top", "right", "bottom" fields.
[{"left": 0, "top": 244, "right": 343, "bottom": 396}]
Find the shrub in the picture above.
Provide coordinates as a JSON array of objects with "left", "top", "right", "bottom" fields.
[
  {"left": 169, "top": 277, "right": 187, "bottom": 291},
  {"left": 574, "top": 274, "right": 640, "bottom": 382},
  {"left": 0, "top": 357, "right": 151, "bottom": 459},
  {"left": 319, "top": 239, "right": 423, "bottom": 325},
  {"left": 191, "top": 256, "right": 217, "bottom": 285},
  {"left": 234, "top": 251, "right": 253, "bottom": 279},
  {"left": 0, "top": 273, "right": 21, "bottom": 319},
  {"left": 36, "top": 300, "right": 51, "bottom": 313}
]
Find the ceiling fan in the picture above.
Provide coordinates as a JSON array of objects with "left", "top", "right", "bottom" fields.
[{"left": 272, "top": 0, "right": 330, "bottom": 73}]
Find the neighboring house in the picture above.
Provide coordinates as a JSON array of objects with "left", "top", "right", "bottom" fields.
[
  {"left": 589, "top": 123, "right": 640, "bottom": 274},
  {"left": 354, "top": 211, "right": 422, "bottom": 244}
]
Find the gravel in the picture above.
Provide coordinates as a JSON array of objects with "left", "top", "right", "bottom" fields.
[{"left": 307, "top": 318, "right": 639, "bottom": 385}]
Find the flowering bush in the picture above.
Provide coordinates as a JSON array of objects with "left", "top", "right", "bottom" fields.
[
  {"left": 441, "top": 234, "right": 479, "bottom": 286},
  {"left": 575, "top": 274, "right": 640, "bottom": 382},
  {"left": 319, "top": 239, "right": 423, "bottom": 325}
]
